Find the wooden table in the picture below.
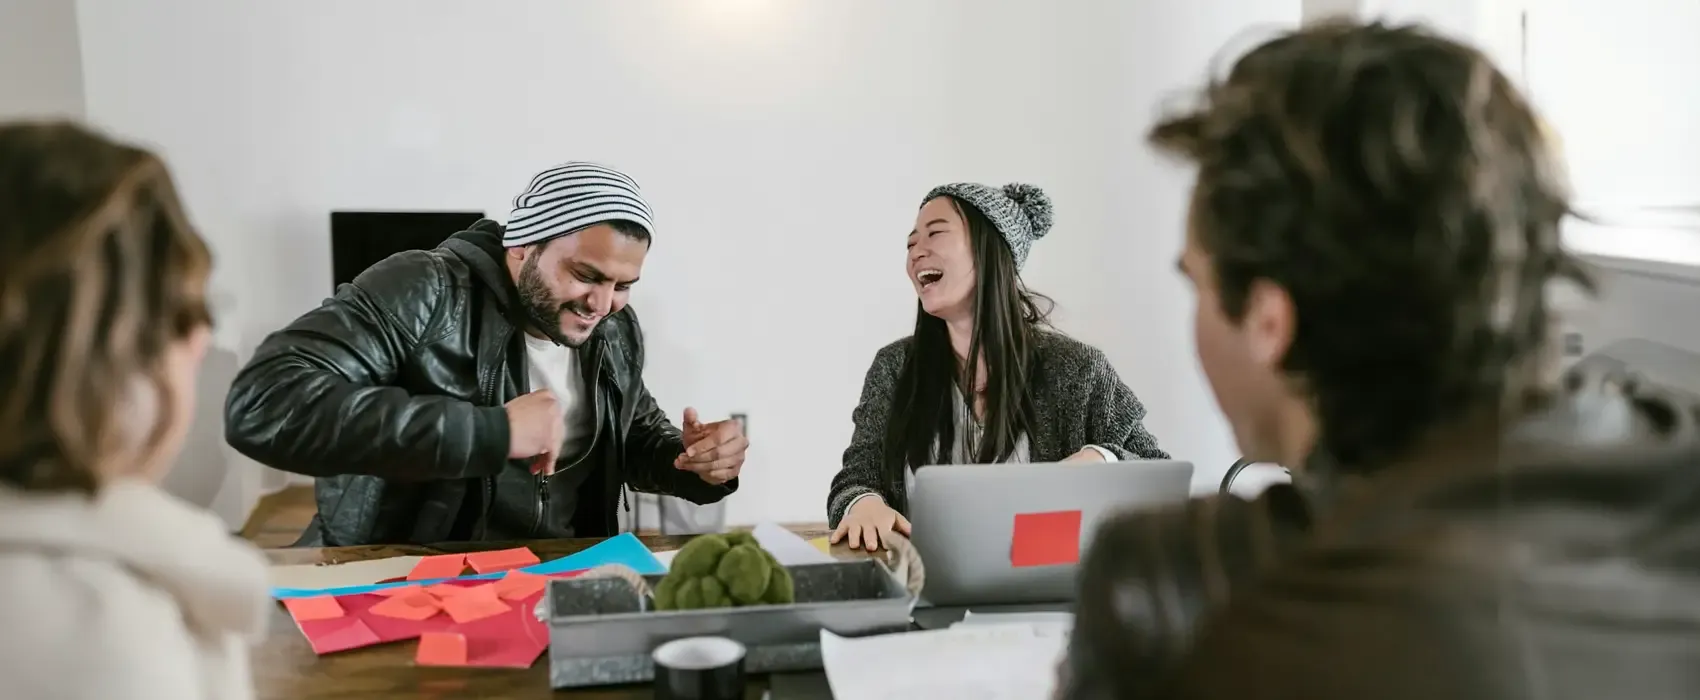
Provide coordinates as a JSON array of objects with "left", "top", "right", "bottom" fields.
[{"left": 257, "top": 530, "right": 834, "bottom": 699}]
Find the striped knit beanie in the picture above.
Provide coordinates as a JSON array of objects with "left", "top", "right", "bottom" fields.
[
  {"left": 503, "top": 161, "right": 655, "bottom": 248},
  {"left": 923, "top": 182, "right": 1053, "bottom": 270}
]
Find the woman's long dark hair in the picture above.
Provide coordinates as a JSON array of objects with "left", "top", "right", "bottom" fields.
[{"left": 881, "top": 196, "right": 1053, "bottom": 487}]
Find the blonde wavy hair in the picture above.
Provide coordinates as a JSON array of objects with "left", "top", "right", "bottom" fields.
[{"left": 0, "top": 121, "right": 213, "bottom": 494}]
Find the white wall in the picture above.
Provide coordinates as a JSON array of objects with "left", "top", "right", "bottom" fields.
[
  {"left": 1524, "top": 0, "right": 1700, "bottom": 209},
  {"left": 0, "top": 0, "right": 85, "bottom": 118},
  {"left": 1101, "top": 1, "right": 1301, "bottom": 493},
  {"left": 1349, "top": 0, "right": 1700, "bottom": 267},
  {"left": 1524, "top": 0, "right": 1700, "bottom": 268},
  {"left": 74, "top": 0, "right": 1299, "bottom": 526}
]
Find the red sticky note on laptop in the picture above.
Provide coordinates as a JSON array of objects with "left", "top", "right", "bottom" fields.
[
  {"left": 1010, "top": 510, "right": 1083, "bottom": 567},
  {"left": 407, "top": 554, "right": 468, "bottom": 581},
  {"left": 466, "top": 547, "right": 542, "bottom": 574}
]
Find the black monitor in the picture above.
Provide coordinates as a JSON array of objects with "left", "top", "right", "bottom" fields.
[{"left": 329, "top": 210, "right": 486, "bottom": 290}]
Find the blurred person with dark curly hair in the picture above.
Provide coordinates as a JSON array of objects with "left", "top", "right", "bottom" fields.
[{"left": 1055, "top": 19, "right": 1700, "bottom": 700}]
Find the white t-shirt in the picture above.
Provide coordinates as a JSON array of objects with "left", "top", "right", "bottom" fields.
[{"left": 522, "top": 333, "right": 593, "bottom": 462}]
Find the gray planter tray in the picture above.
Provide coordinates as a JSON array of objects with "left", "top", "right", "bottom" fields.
[{"left": 544, "top": 559, "right": 914, "bottom": 688}]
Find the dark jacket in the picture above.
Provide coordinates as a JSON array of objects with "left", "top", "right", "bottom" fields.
[
  {"left": 1056, "top": 363, "right": 1700, "bottom": 699},
  {"left": 827, "top": 331, "right": 1169, "bottom": 527},
  {"left": 1157, "top": 440, "right": 1700, "bottom": 700},
  {"left": 224, "top": 221, "right": 735, "bottom": 546}
]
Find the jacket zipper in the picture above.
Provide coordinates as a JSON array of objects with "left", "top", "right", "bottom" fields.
[
  {"left": 533, "top": 473, "right": 551, "bottom": 536},
  {"left": 596, "top": 346, "right": 627, "bottom": 532},
  {"left": 531, "top": 336, "right": 608, "bottom": 537}
]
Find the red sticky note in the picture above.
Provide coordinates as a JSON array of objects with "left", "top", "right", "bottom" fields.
[
  {"left": 407, "top": 554, "right": 468, "bottom": 581},
  {"left": 283, "top": 595, "right": 345, "bottom": 622},
  {"left": 306, "top": 617, "right": 382, "bottom": 654},
  {"left": 493, "top": 570, "right": 550, "bottom": 601},
  {"left": 416, "top": 631, "right": 469, "bottom": 667},
  {"left": 466, "top": 547, "right": 542, "bottom": 574},
  {"left": 1010, "top": 510, "right": 1083, "bottom": 567},
  {"left": 369, "top": 590, "right": 442, "bottom": 621},
  {"left": 440, "top": 584, "right": 510, "bottom": 624}
]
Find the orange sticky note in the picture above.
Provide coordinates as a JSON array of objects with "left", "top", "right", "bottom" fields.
[
  {"left": 416, "top": 631, "right": 468, "bottom": 667},
  {"left": 369, "top": 590, "right": 442, "bottom": 621},
  {"left": 407, "top": 554, "right": 467, "bottom": 581},
  {"left": 493, "top": 570, "right": 549, "bottom": 601},
  {"left": 283, "top": 595, "right": 345, "bottom": 622},
  {"left": 373, "top": 584, "right": 421, "bottom": 597},
  {"left": 424, "top": 583, "right": 470, "bottom": 599},
  {"left": 466, "top": 547, "right": 542, "bottom": 574},
  {"left": 440, "top": 583, "right": 511, "bottom": 624},
  {"left": 1010, "top": 510, "right": 1083, "bottom": 567}
]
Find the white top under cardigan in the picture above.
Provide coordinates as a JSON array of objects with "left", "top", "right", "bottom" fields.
[{"left": 846, "top": 386, "right": 1117, "bottom": 512}]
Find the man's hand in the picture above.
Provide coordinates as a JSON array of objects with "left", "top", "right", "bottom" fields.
[
  {"left": 673, "top": 407, "right": 746, "bottom": 485},
  {"left": 1064, "top": 446, "right": 1107, "bottom": 463},
  {"left": 506, "top": 389, "right": 564, "bottom": 476}
]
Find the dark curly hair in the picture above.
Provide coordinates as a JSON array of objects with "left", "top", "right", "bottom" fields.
[{"left": 1150, "top": 20, "right": 1593, "bottom": 472}]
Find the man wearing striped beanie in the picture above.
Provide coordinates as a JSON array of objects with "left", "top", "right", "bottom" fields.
[{"left": 226, "top": 161, "right": 744, "bottom": 546}]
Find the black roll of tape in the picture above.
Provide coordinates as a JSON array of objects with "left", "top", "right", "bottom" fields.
[{"left": 652, "top": 636, "right": 747, "bottom": 700}]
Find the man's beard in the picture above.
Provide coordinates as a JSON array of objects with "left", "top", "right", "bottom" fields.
[{"left": 516, "top": 256, "right": 593, "bottom": 347}]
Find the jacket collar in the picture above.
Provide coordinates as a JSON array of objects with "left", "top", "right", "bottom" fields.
[{"left": 0, "top": 479, "right": 270, "bottom": 640}]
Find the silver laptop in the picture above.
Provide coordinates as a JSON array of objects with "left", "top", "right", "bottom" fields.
[{"left": 907, "top": 459, "right": 1194, "bottom": 607}]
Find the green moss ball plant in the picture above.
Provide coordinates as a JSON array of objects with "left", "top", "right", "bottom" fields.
[{"left": 653, "top": 531, "right": 796, "bottom": 610}]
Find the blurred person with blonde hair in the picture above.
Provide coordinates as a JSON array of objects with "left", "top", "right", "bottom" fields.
[{"left": 0, "top": 121, "right": 267, "bottom": 699}]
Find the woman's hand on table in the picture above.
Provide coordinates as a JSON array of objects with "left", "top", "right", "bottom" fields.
[{"left": 830, "top": 496, "right": 911, "bottom": 552}]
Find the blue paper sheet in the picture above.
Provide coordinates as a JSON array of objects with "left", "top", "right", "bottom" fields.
[{"left": 271, "top": 532, "right": 666, "bottom": 599}]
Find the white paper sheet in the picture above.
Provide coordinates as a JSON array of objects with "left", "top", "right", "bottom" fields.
[
  {"left": 821, "top": 623, "right": 1068, "bottom": 699},
  {"left": 268, "top": 556, "right": 423, "bottom": 590},
  {"left": 957, "top": 610, "right": 1074, "bottom": 630},
  {"left": 751, "top": 522, "right": 836, "bottom": 566},
  {"left": 649, "top": 524, "right": 834, "bottom": 572}
]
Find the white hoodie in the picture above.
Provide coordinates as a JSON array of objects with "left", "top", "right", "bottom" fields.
[{"left": 0, "top": 479, "right": 270, "bottom": 700}]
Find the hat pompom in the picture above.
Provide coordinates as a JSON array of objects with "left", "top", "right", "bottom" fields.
[{"left": 1003, "top": 183, "right": 1053, "bottom": 239}]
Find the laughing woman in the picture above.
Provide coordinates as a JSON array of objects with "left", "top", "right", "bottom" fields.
[{"left": 827, "top": 182, "right": 1169, "bottom": 551}]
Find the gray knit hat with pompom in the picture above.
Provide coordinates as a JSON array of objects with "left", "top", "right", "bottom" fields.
[{"left": 922, "top": 182, "right": 1053, "bottom": 270}]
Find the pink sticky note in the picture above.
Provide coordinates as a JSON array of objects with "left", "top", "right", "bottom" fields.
[
  {"left": 1010, "top": 510, "right": 1083, "bottom": 567},
  {"left": 407, "top": 554, "right": 468, "bottom": 581},
  {"left": 441, "top": 584, "right": 511, "bottom": 624},
  {"left": 493, "top": 570, "right": 549, "bottom": 601},
  {"left": 283, "top": 595, "right": 345, "bottom": 622},
  {"left": 369, "top": 590, "right": 442, "bottom": 621},
  {"left": 416, "top": 631, "right": 469, "bottom": 667},
  {"left": 305, "top": 617, "right": 382, "bottom": 655},
  {"left": 466, "top": 547, "right": 542, "bottom": 574}
]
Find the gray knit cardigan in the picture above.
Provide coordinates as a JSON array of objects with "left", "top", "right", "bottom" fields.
[{"left": 826, "top": 331, "right": 1169, "bottom": 526}]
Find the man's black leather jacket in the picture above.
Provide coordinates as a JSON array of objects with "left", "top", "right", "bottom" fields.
[
  {"left": 224, "top": 221, "right": 734, "bottom": 546},
  {"left": 1058, "top": 364, "right": 1700, "bottom": 699}
]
